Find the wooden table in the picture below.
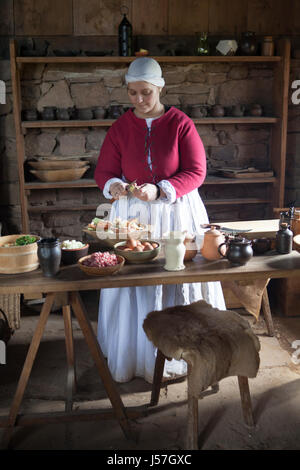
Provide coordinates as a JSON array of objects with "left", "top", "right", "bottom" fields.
[{"left": 1, "top": 251, "right": 300, "bottom": 448}]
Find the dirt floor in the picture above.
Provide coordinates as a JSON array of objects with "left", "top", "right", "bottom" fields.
[{"left": 1, "top": 290, "right": 300, "bottom": 451}]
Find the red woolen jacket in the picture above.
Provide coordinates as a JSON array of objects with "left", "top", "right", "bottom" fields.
[{"left": 94, "top": 106, "right": 206, "bottom": 199}]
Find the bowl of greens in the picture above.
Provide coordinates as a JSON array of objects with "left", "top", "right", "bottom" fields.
[{"left": 0, "top": 234, "right": 41, "bottom": 274}]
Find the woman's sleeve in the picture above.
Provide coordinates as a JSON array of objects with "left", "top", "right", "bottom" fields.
[
  {"left": 94, "top": 127, "right": 122, "bottom": 190},
  {"left": 166, "top": 120, "right": 206, "bottom": 198}
]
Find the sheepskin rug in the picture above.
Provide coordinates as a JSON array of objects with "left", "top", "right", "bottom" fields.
[{"left": 143, "top": 300, "right": 260, "bottom": 397}]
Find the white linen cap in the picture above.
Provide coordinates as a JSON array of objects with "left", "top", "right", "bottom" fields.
[{"left": 125, "top": 57, "right": 165, "bottom": 87}]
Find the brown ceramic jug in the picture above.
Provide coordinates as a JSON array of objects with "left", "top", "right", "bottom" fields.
[{"left": 201, "top": 227, "right": 226, "bottom": 260}]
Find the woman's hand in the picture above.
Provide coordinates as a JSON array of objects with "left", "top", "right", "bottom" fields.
[
  {"left": 132, "top": 183, "right": 159, "bottom": 202},
  {"left": 109, "top": 182, "right": 128, "bottom": 199}
]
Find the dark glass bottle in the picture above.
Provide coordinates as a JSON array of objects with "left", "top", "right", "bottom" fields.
[
  {"left": 118, "top": 13, "right": 132, "bottom": 57},
  {"left": 275, "top": 223, "right": 293, "bottom": 254}
]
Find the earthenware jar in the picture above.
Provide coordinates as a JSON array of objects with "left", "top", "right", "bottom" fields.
[
  {"left": 56, "top": 108, "right": 72, "bottom": 120},
  {"left": 23, "top": 109, "right": 38, "bottom": 121},
  {"left": 189, "top": 105, "right": 208, "bottom": 118},
  {"left": 164, "top": 231, "right": 186, "bottom": 271},
  {"left": 107, "top": 104, "right": 123, "bottom": 119},
  {"left": 210, "top": 104, "right": 225, "bottom": 117},
  {"left": 239, "top": 31, "right": 258, "bottom": 56},
  {"left": 249, "top": 103, "right": 263, "bottom": 116},
  {"left": 229, "top": 104, "right": 245, "bottom": 117},
  {"left": 251, "top": 238, "right": 271, "bottom": 255},
  {"left": 37, "top": 237, "right": 61, "bottom": 277},
  {"left": 42, "top": 106, "right": 56, "bottom": 120},
  {"left": 184, "top": 234, "right": 198, "bottom": 261},
  {"left": 93, "top": 106, "right": 106, "bottom": 119},
  {"left": 218, "top": 237, "right": 253, "bottom": 266},
  {"left": 201, "top": 227, "right": 226, "bottom": 260}
]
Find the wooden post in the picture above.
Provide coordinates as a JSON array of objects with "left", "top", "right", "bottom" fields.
[
  {"left": 62, "top": 304, "right": 77, "bottom": 412},
  {"left": 186, "top": 364, "right": 198, "bottom": 450}
]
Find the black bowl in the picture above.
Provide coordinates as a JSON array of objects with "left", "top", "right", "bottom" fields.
[{"left": 61, "top": 244, "right": 89, "bottom": 265}]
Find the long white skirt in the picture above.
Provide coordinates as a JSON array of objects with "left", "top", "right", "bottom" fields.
[{"left": 97, "top": 189, "right": 226, "bottom": 383}]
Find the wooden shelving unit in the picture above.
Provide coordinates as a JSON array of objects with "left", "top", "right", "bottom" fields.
[{"left": 10, "top": 39, "right": 291, "bottom": 232}]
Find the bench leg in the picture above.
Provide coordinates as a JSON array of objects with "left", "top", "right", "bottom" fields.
[
  {"left": 149, "top": 349, "right": 166, "bottom": 407},
  {"left": 186, "top": 365, "right": 198, "bottom": 450},
  {"left": 238, "top": 376, "right": 255, "bottom": 427}
]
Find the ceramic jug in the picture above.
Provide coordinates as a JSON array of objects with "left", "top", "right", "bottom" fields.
[
  {"left": 210, "top": 105, "right": 225, "bottom": 117},
  {"left": 229, "top": 104, "right": 245, "bottom": 117},
  {"left": 201, "top": 227, "right": 226, "bottom": 260},
  {"left": 218, "top": 237, "right": 253, "bottom": 266},
  {"left": 249, "top": 103, "right": 263, "bottom": 117},
  {"left": 164, "top": 231, "right": 186, "bottom": 271}
]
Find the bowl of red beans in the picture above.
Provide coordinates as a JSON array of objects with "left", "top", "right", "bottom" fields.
[{"left": 78, "top": 251, "right": 125, "bottom": 276}]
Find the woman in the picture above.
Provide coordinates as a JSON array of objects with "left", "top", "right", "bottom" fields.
[{"left": 94, "top": 57, "right": 225, "bottom": 383}]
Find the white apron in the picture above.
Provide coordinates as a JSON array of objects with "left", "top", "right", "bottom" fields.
[{"left": 97, "top": 189, "right": 226, "bottom": 383}]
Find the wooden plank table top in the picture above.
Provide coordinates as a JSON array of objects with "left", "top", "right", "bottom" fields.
[{"left": 1, "top": 251, "right": 300, "bottom": 295}]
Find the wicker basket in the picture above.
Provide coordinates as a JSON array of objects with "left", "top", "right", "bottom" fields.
[{"left": 0, "top": 293, "right": 20, "bottom": 330}]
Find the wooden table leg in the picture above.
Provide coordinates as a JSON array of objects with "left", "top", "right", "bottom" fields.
[
  {"left": 62, "top": 304, "right": 77, "bottom": 412},
  {"left": 69, "top": 291, "right": 134, "bottom": 441},
  {"left": 261, "top": 288, "right": 275, "bottom": 337},
  {"left": 1, "top": 293, "right": 55, "bottom": 449},
  {"left": 237, "top": 375, "right": 255, "bottom": 427},
  {"left": 149, "top": 349, "right": 166, "bottom": 407}
]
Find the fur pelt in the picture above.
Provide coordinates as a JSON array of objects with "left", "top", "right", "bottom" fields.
[{"left": 143, "top": 300, "right": 260, "bottom": 397}]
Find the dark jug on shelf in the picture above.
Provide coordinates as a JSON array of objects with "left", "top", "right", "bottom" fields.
[
  {"left": 56, "top": 108, "right": 73, "bottom": 120},
  {"left": 42, "top": 106, "right": 56, "bottom": 120},
  {"left": 77, "top": 108, "right": 94, "bottom": 120},
  {"left": 218, "top": 237, "right": 253, "bottom": 266},
  {"left": 229, "top": 104, "right": 246, "bottom": 117},
  {"left": 239, "top": 31, "right": 258, "bottom": 56},
  {"left": 210, "top": 104, "right": 225, "bottom": 117},
  {"left": 37, "top": 238, "right": 61, "bottom": 277},
  {"left": 107, "top": 104, "right": 124, "bottom": 119}
]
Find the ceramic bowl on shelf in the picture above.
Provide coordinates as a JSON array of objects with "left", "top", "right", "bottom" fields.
[
  {"left": 78, "top": 254, "right": 125, "bottom": 276},
  {"left": 293, "top": 234, "right": 300, "bottom": 253},
  {"left": 114, "top": 240, "right": 160, "bottom": 264},
  {"left": 61, "top": 243, "right": 89, "bottom": 265},
  {"left": 30, "top": 166, "right": 89, "bottom": 182}
]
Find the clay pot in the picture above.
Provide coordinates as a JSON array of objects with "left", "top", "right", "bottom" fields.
[
  {"left": 23, "top": 109, "right": 38, "bottom": 121},
  {"left": 42, "top": 107, "right": 56, "bottom": 120},
  {"left": 249, "top": 103, "right": 263, "bottom": 117},
  {"left": 201, "top": 227, "right": 226, "bottom": 260},
  {"left": 107, "top": 104, "right": 124, "bottom": 119},
  {"left": 189, "top": 105, "right": 208, "bottom": 118},
  {"left": 251, "top": 238, "right": 272, "bottom": 255},
  {"left": 184, "top": 235, "right": 198, "bottom": 261},
  {"left": 218, "top": 237, "right": 253, "bottom": 266},
  {"left": 239, "top": 31, "right": 258, "bottom": 56},
  {"left": 210, "top": 105, "right": 225, "bottom": 117},
  {"left": 56, "top": 108, "right": 73, "bottom": 120},
  {"left": 93, "top": 106, "right": 106, "bottom": 119},
  {"left": 229, "top": 104, "right": 245, "bottom": 117}
]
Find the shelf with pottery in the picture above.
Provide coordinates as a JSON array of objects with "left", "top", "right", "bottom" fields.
[
  {"left": 21, "top": 116, "right": 279, "bottom": 131},
  {"left": 15, "top": 55, "right": 282, "bottom": 65}
]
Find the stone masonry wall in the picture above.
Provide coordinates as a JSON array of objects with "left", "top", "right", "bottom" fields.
[{"left": 1, "top": 57, "right": 299, "bottom": 238}]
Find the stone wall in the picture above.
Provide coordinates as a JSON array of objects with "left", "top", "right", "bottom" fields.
[{"left": 0, "top": 56, "right": 299, "bottom": 237}]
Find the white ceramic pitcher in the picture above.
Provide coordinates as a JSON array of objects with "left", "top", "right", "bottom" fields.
[{"left": 163, "top": 230, "right": 186, "bottom": 271}]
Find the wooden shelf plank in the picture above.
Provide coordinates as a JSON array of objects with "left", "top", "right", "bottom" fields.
[
  {"left": 24, "top": 176, "right": 276, "bottom": 191},
  {"left": 205, "top": 198, "right": 271, "bottom": 205},
  {"left": 205, "top": 176, "right": 276, "bottom": 184},
  {"left": 22, "top": 120, "right": 115, "bottom": 128},
  {"left": 24, "top": 179, "right": 97, "bottom": 189},
  {"left": 28, "top": 204, "right": 98, "bottom": 212},
  {"left": 21, "top": 116, "right": 279, "bottom": 129},
  {"left": 16, "top": 55, "right": 282, "bottom": 64}
]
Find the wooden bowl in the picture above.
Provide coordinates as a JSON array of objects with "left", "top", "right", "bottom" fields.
[
  {"left": 293, "top": 234, "right": 300, "bottom": 253},
  {"left": 28, "top": 160, "right": 87, "bottom": 170},
  {"left": 30, "top": 166, "right": 89, "bottom": 182},
  {"left": 114, "top": 240, "right": 160, "bottom": 264},
  {"left": 61, "top": 243, "right": 89, "bottom": 265},
  {"left": 78, "top": 254, "right": 125, "bottom": 276}
]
